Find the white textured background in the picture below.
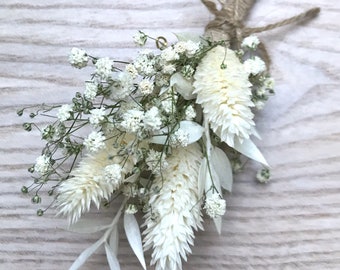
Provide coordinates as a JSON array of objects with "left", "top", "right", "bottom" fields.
[{"left": 1, "top": 0, "right": 340, "bottom": 269}]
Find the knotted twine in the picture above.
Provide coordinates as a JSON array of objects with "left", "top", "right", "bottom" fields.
[{"left": 202, "top": 0, "right": 320, "bottom": 67}]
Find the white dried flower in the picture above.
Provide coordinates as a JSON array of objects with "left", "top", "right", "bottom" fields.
[
  {"left": 133, "top": 31, "right": 147, "bottom": 46},
  {"left": 162, "top": 63, "right": 176, "bottom": 75},
  {"left": 244, "top": 56, "right": 266, "bottom": 75},
  {"left": 241, "top": 35, "right": 260, "bottom": 49},
  {"left": 185, "top": 105, "right": 196, "bottom": 120},
  {"left": 174, "top": 41, "right": 200, "bottom": 57},
  {"left": 57, "top": 104, "right": 73, "bottom": 122},
  {"left": 34, "top": 155, "right": 50, "bottom": 174},
  {"left": 139, "top": 79, "right": 154, "bottom": 95},
  {"left": 110, "top": 72, "right": 135, "bottom": 100},
  {"left": 143, "top": 143, "right": 203, "bottom": 270},
  {"left": 83, "top": 131, "right": 106, "bottom": 153},
  {"left": 55, "top": 134, "right": 137, "bottom": 223},
  {"left": 174, "top": 41, "right": 187, "bottom": 54},
  {"left": 120, "top": 109, "right": 144, "bottom": 133},
  {"left": 145, "top": 149, "right": 168, "bottom": 174},
  {"left": 184, "top": 40, "right": 200, "bottom": 57},
  {"left": 104, "top": 164, "right": 122, "bottom": 189},
  {"left": 193, "top": 46, "right": 255, "bottom": 147},
  {"left": 170, "top": 128, "right": 189, "bottom": 147},
  {"left": 89, "top": 107, "right": 106, "bottom": 127},
  {"left": 254, "top": 100, "right": 266, "bottom": 110},
  {"left": 181, "top": 65, "right": 195, "bottom": 78},
  {"left": 264, "top": 77, "right": 275, "bottom": 90},
  {"left": 161, "top": 99, "right": 173, "bottom": 114},
  {"left": 204, "top": 192, "right": 226, "bottom": 218},
  {"left": 256, "top": 168, "right": 271, "bottom": 183},
  {"left": 69, "top": 47, "right": 88, "bottom": 69},
  {"left": 95, "top": 57, "right": 113, "bottom": 79},
  {"left": 160, "top": 46, "right": 179, "bottom": 62},
  {"left": 125, "top": 64, "right": 138, "bottom": 79},
  {"left": 84, "top": 81, "right": 98, "bottom": 100},
  {"left": 143, "top": 106, "right": 162, "bottom": 131},
  {"left": 134, "top": 50, "right": 156, "bottom": 76}
]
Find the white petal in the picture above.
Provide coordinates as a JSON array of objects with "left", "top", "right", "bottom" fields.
[
  {"left": 105, "top": 242, "right": 121, "bottom": 270},
  {"left": 124, "top": 213, "right": 147, "bottom": 270},
  {"left": 170, "top": 72, "right": 195, "bottom": 100},
  {"left": 234, "top": 138, "right": 268, "bottom": 166},
  {"left": 211, "top": 147, "right": 233, "bottom": 192}
]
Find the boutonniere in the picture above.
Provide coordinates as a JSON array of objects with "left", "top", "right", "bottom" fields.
[{"left": 18, "top": 1, "right": 319, "bottom": 269}]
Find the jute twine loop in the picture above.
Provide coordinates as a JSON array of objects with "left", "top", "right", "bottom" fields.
[{"left": 202, "top": 0, "right": 320, "bottom": 67}]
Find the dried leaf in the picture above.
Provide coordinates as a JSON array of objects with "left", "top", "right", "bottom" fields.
[
  {"left": 105, "top": 242, "right": 121, "bottom": 270},
  {"left": 69, "top": 237, "right": 104, "bottom": 270},
  {"left": 109, "top": 225, "right": 119, "bottom": 255},
  {"left": 124, "top": 213, "right": 147, "bottom": 270},
  {"left": 233, "top": 137, "right": 268, "bottom": 166},
  {"left": 170, "top": 73, "right": 196, "bottom": 100},
  {"left": 213, "top": 215, "right": 222, "bottom": 235},
  {"left": 211, "top": 147, "right": 233, "bottom": 192},
  {"left": 179, "top": 120, "right": 204, "bottom": 144}
]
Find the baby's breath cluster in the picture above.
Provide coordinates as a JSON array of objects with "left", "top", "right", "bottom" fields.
[{"left": 19, "top": 31, "right": 273, "bottom": 270}]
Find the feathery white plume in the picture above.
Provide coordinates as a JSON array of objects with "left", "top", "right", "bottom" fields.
[
  {"left": 143, "top": 143, "right": 203, "bottom": 270},
  {"left": 193, "top": 45, "right": 255, "bottom": 147},
  {"left": 55, "top": 135, "right": 137, "bottom": 224}
]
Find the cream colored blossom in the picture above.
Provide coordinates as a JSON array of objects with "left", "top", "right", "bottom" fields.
[
  {"left": 193, "top": 46, "right": 255, "bottom": 147},
  {"left": 241, "top": 35, "right": 260, "bottom": 49},
  {"left": 244, "top": 56, "right": 266, "bottom": 75},
  {"left": 55, "top": 134, "right": 138, "bottom": 224},
  {"left": 143, "top": 143, "right": 203, "bottom": 270},
  {"left": 204, "top": 192, "right": 226, "bottom": 218}
]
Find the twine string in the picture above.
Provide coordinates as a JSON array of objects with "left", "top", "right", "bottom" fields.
[{"left": 202, "top": 0, "right": 320, "bottom": 67}]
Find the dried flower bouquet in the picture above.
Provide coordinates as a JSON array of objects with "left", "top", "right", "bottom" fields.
[{"left": 19, "top": 1, "right": 319, "bottom": 269}]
